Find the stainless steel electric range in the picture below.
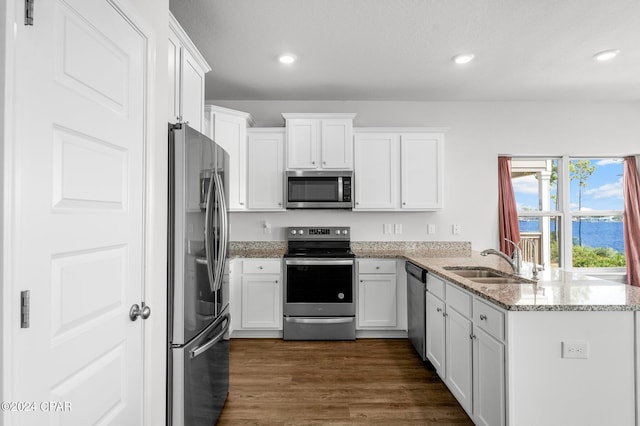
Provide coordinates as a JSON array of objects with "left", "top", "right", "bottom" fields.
[{"left": 283, "top": 226, "right": 356, "bottom": 340}]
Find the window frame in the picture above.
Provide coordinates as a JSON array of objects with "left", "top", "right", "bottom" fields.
[{"left": 512, "top": 155, "right": 626, "bottom": 277}]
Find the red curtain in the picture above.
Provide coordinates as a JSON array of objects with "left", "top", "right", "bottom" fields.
[
  {"left": 623, "top": 156, "right": 640, "bottom": 286},
  {"left": 498, "top": 157, "right": 521, "bottom": 256}
]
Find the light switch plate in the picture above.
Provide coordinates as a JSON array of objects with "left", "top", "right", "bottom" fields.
[
  {"left": 383, "top": 224, "right": 392, "bottom": 234},
  {"left": 428, "top": 224, "right": 436, "bottom": 235},
  {"left": 394, "top": 224, "right": 403, "bottom": 234}
]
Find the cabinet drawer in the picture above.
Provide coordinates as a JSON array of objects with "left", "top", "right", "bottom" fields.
[
  {"left": 473, "top": 298, "right": 505, "bottom": 341},
  {"left": 446, "top": 283, "right": 472, "bottom": 318},
  {"left": 427, "top": 273, "right": 445, "bottom": 300},
  {"left": 242, "top": 259, "right": 281, "bottom": 274},
  {"left": 358, "top": 259, "right": 396, "bottom": 274}
]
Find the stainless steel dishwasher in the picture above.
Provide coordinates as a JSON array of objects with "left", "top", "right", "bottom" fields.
[{"left": 406, "top": 261, "right": 427, "bottom": 360}]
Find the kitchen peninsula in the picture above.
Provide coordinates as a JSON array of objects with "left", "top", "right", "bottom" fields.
[{"left": 230, "top": 241, "right": 640, "bottom": 425}]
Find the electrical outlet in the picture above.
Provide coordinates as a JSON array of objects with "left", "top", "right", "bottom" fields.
[
  {"left": 394, "top": 224, "right": 403, "bottom": 234},
  {"left": 262, "top": 220, "right": 271, "bottom": 234},
  {"left": 452, "top": 224, "right": 462, "bottom": 235},
  {"left": 562, "top": 341, "right": 589, "bottom": 359},
  {"left": 383, "top": 224, "right": 392, "bottom": 234},
  {"left": 427, "top": 224, "right": 436, "bottom": 235}
]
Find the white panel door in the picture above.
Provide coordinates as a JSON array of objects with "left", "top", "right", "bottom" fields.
[
  {"left": 181, "top": 48, "right": 205, "bottom": 132},
  {"left": 241, "top": 275, "right": 282, "bottom": 329},
  {"left": 247, "top": 130, "right": 285, "bottom": 210},
  {"left": 357, "top": 275, "right": 397, "bottom": 328},
  {"left": 400, "top": 133, "right": 444, "bottom": 210},
  {"left": 167, "top": 26, "right": 181, "bottom": 123},
  {"left": 473, "top": 327, "right": 506, "bottom": 426},
  {"left": 426, "top": 293, "right": 446, "bottom": 377},
  {"left": 446, "top": 308, "right": 473, "bottom": 415},
  {"left": 7, "top": 0, "right": 149, "bottom": 424},
  {"left": 286, "top": 119, "right": 318, "bottom": 169},
  {"left": 320, "top": 119, "right": 353, "bottom": 169},
  {"left": 354, "top": 133, "right": 399, "bottom": 210},
  {"left": 213, "top": 113, "right": 248, "bottom": 210}
]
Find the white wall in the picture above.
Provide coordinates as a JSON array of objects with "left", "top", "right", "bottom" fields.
[{"left": 212, "top": 100, "right": 640, "bottom": 250}]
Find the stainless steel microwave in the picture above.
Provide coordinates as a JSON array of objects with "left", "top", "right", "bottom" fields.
[{"left": 285, "top": 171, "right": 353, "bottom": 209}]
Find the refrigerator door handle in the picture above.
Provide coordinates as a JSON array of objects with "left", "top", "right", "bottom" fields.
[
  {"left": 213, "top": 172, "right": 228, "bottom": 292},
  {"left": 189, "top": 314, "right": 229, "bottom": 359},
  {"left": 204, "top": 172, "right": 216, "bottom": 295}
]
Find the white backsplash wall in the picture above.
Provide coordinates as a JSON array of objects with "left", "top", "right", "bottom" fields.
[
  {"left": 229, "top": 210, "right": 458, "bottom": 242},
  {"left": 217, "top": 100, "right": 640, "bottom": 249}
]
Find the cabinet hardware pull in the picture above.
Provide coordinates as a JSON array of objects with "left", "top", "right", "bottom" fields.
[
  {"left": 436, "top": 307, "right": 442, "bottom": 313},
  {"left": 480, "top": 314, "right": 487, "bottom": 321},
  {"left": 443, "top": 312, "right": 448, "bottom": 317}
]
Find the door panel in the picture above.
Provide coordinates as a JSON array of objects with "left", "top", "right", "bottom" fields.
[{"left": 8, "top": 0, "right": 149, "bottom": 424}]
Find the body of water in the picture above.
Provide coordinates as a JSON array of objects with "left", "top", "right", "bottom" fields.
[{"left": 519, "top": 220, "right": 625, "bottom": 253}]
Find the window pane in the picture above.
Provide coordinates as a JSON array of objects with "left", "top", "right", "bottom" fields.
[
  {"left": 518, "top": 216, "right": 561, "bottom": 268},
  {"left": 571, "top": 216, "right": 626, "bottom": 268},
  {"left": 568, "top": 158, "right": 625, "bottom": 268},
  {"left": 569, "top": 158, "right": 624, "bottom": 212},
  {"left": 512, "top": 159, "right": 558, "bottom": 212}
]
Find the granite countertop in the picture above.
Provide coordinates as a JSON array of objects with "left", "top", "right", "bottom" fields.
[{"left": 406, "top": 253, "right": 640, "bottom": 312}]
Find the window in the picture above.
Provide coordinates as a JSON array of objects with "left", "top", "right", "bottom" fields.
[{"left": 511, "top": 157, "right": 625, "bottom": 272}]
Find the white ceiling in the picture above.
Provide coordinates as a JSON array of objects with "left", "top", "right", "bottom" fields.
[{"left": 169, "top": 0, "right": 640, "bottom": 102}]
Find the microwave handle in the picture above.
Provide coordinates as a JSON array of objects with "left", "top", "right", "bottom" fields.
[{"left": 338, "top": 177, "right": 343, "bottom": 201}]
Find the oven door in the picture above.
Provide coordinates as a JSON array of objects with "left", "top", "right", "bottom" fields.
[{"left": 284, "top": 258, "right": 355, "bottom": 316}]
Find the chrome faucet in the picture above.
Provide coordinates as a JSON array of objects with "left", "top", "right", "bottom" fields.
[{"left": 480, "top": 239, "right": 523, "bottom": 275}]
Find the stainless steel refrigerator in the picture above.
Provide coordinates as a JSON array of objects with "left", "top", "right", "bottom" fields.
[{"left": 167, "top": 123, "right": 230, "bottom": 425}]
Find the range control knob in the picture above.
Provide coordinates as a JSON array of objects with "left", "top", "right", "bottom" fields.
[
  {"left": 291, "top": 230, "right": 297, "bottom": 235},
  {"left": 335, "top": 230, "right": 341, "bottom": 235},
  {"left": 342, "top": 229, "right": 349, "bottom": 235},
  {"left": 298, "top": 229, "right": 304, "bottom": 235}
]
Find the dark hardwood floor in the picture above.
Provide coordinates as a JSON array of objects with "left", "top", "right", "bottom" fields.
[{"left": 218, "top": 338, "right": 474, "bottom": 425}]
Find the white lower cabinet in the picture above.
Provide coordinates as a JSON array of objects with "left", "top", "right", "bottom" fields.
[
  {"left": 425, "top": 275, "right": 506, "bottom": 426},
  {"left": 446, "top": 308, "right": 473, "bottom": 415},
  {"left": 472, "top": 326, "right": 505, "bottom": 426},
  {"left": 232, "top": 259, "right": 282, "bottom": 332},
  {"left": 357, "top": 259, "right": 398, "bottom": 328},
  {"left": 425, "top": 291, "right": 446, "bottom": 374}
]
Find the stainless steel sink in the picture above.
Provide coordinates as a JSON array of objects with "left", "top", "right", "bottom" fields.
[
  {"left": 443, "top": 268, "right": 505, "bottom": 278},
  {"left": 443, "top": 267, "right": 533, "bottom": 284}
]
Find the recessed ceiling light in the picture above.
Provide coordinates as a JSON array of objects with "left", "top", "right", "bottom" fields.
[
  {"left": 593, "top": 49, "right": 620, "bottom": 62},
  {"left": 452, "top": 53, "right": 475, "bottom": 65},
  {"left": 278, "top": 54, "right": 297, "bottom": 64}
]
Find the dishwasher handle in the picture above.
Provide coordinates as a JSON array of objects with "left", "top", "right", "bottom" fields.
[{"left": 405, "top": 262, "right": 427, "bottom": 283}]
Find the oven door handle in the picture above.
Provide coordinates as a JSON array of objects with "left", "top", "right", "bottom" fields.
[
  {"left": 284, "top": 317, "right": 354, "bottom": 324},
  {"left": 284, "top": 259, "right": 354, "bottom": 266}
]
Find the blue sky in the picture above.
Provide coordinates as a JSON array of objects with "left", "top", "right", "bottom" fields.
[{"left": 513, "top": 158, "right": 624, "bottom": 212}]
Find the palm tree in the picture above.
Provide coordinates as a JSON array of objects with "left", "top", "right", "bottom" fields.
[{"left": 569, "top": 160, "right": 595, "bottom": 246}]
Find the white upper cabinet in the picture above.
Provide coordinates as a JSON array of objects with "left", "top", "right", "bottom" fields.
[
  {"left": 400, "top": 133, "right": 444, "bottom": 209},
  {"left": 247, "top": 128, "right": 285, "bottom": 210},
  {"left": 354, "top": 129, "right": 445, "bottom": 211},
  {"left": 203, "top": 105, "right": 254, "bottom": 211},
  {"left": 168, "top": 12, "right": 210, "bottom": 132},
  {"left": 354, "top": 133, "right": 399, "bottom": 209},
  {"left": 282, "top": 113, "right": 356, "bottom": 170}
]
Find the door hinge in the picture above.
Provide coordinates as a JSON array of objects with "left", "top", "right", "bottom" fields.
[
  {"left": 20, "top": 290, "right": 30, "bottom": 328},
  {"left": 24, "top": 0, "right": 34, "bottom": 26}
]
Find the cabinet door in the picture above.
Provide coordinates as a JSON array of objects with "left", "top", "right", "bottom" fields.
[
  {"left": 426, "top": 292, "right": 446, "bottom": 376},
  {"left": 446, "top": 308, "right": 473, "bottom": 415},
  {"left": 353, "top": 133, "right": 399, "bottom": 210},
  {"left": 180, "top": 48, "right": 205, "bottom": 132},
  {"left": 320, "top": 119, "right": 353, "bottom": 169},
  {"left": 400, "top": 133, "right": 443, "bottom": 210},
  {"left": 213, "top": 113, "right": 247, "bottom": 210},
  {"left": 473, "top": 326, "right": 506, "bottom": 426},
  {"left": 357, "top": 274, "right": 397, "bottom": 328},
  {"left": 247, "top": 131, "right": 285, "bottom": 210},
  {"left": 167, "top": 27, "right": 181, "bottom": 124},
  {"left": 241, "top": 275, "right": 281, "bottom": 329},
  {"left": 286, "top": 119, "right": 318, "bottom": 169}
]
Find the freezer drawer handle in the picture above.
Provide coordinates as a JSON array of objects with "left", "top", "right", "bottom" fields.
[{"left": 190, "top": 315, "right": 229, "bottom": 359}]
